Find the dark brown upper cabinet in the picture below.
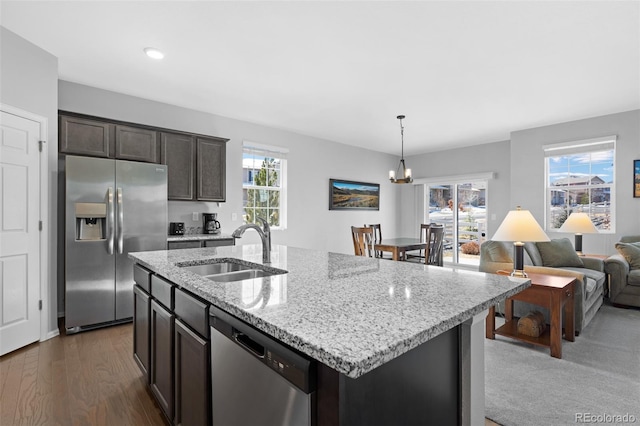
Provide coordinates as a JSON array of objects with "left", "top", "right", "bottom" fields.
[
  {"left": 197, "top": 137, "right": 227, "bottom": 202},
  {"left": 60, "top": 115, "right": 112, "bottom": 158},
  {"left": 161, "top": 132, "right": 196, "bottom": 200},
  {"left": 59, "top": 112, "right": 228, "bottom": 202},
  {"left": 115, "top": 125, "right": 160, "bottom": 163}
]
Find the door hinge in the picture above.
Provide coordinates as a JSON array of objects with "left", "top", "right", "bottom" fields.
[
  {"left": 38, "top": 140, "right": 46, "bottom": 152},
  {"left": 39, "top": 300, "right": 42, "bottom": 310},
  {"left": 39, "top": 220, "right": 43, "bottom": 231}
]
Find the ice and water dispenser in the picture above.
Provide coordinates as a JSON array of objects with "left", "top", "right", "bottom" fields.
[{"left": 75, "top": 203, "right": 106, "bottom": 241}]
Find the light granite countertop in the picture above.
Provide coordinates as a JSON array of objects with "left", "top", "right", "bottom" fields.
[
  {"left": 167, "top": 233, "right": 234, "bottom": 242},
  {"left": 129, "top": 244, "right": 529, "bottom": 378}
]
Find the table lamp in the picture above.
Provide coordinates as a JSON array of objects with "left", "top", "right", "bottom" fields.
[
  {"left": 558, "top": 212, "right": 598, "bottom": 256},
  {"left": 492, "top": 206, "right": 550, "bottom": 278}
]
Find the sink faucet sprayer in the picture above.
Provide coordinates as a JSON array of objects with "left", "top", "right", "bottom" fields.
[{"left": 231, "top": 218, "right": 271, "bottom": 264}]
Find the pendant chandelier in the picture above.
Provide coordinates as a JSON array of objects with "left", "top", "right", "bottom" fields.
[{"left": 389, "top": 115, "right": 413, "bottom": 184}]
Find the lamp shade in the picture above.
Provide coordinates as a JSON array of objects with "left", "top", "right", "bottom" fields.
[
  {"left": 492, "top": 207, "right": 550, "bottom": 242},
  {"left": 558, "top": 212, "right": 598, "bottom": 234}
]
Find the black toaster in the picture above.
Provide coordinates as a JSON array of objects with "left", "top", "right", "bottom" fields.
[{"left": 169, "top": 222, "right": 185, "bottom": 235}]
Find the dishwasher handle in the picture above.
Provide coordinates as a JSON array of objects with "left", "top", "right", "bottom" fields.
[{"left": 233, "top": 330, "right": 265, "bottom": 359}]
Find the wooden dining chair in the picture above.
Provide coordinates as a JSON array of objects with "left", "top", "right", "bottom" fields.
[
  {"left": 406, "top": 223, "right": 430, "bottom": 262},
  {"left": 351, "top": 226, "right": 375, "bottom": 257},
  {"left": 425, "top": 224, "right": 445, "bottom": 266},
  {"left": 365, "top": 223, "right": 386, "bottom": 259}
]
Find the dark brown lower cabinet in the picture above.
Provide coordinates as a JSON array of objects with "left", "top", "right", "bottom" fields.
[
  {"left": 150, "top": 299, "right": 175, "bottom": 421},
  {"left": 174, "top": 320, "right": 210, "bottom": 426},
  {"left": 133, "top": 285, "right": 151, "bottom": 382}
]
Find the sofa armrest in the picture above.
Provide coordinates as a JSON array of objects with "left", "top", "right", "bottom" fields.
[
  {"left": 582, "top": 257, "right": 604, "bottom": 272},
  {"left": 478, "top": 261, "right": 515, "bottom": 274},
  {"left": 605, "top": 254, "right": 629, "bottom": 301}
]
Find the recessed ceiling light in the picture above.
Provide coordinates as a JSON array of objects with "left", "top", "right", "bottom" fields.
[{"left": 144, "top": 47, "right": 164, "bottom": 60}]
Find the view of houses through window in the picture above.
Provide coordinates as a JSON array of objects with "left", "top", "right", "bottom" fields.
[
  {"left": 242, "top": 143, "right": 287, "bottom": 228},
  {"left": 426, "top": 180, "right": 488, "bottom": 267},
  {"left": 544, "top": 137, "right": 615, "bottom": 232}
]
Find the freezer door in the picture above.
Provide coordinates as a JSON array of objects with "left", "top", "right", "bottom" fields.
[
  {"left": 115, "top": 160, "right": 168, "bottom": 320},
  {"left": 65, "top": 156, "right": 115, "bottom": 328}
]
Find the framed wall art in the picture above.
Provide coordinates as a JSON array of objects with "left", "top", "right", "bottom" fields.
[
  {"left": 634, "top": 159, "right": 640, "bottom": 198},
  {"left": 329, "top": 179, "right": 380, "bottom": 210}
]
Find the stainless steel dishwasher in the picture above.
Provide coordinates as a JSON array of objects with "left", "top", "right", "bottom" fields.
[{"left": 210, "top": 306, "right": 316, "bottom": 426}]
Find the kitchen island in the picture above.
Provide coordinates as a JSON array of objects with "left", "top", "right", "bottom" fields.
[{"left": 130, "top": 244, "right": 529, "bottom": 425}]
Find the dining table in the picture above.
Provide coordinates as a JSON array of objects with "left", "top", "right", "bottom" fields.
[{"left": 374, "top": 237, "right": 426, "bottom": 261}]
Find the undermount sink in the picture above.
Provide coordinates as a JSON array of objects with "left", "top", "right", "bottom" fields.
[
  {"left": 181, "top": 262, "right": 252, "bottom": 276},
  {"left": 206, "top": 269, "right": 276, "bottom": 282},
  {"left": 179, "top": 260, "right": 287, "bottom": 282}
]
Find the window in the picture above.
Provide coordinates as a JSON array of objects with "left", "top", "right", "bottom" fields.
[
  {"left": 544, "top": 136, "right": 615, "bottom": 232},
  {"left": 242, "top": 142, "right": 287, "bottom": 229}
]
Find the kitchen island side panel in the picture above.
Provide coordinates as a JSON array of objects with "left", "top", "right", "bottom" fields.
[{"left": 317, "top": 325, "right": 459, "bottom": 426}]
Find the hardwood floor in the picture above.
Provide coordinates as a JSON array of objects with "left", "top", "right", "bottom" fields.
[
  {"left": 0, "top": 321, "right": 166, "bottom": 426},
  {"left": 1, "top": 321, "right": 503, "bottom": 426}
]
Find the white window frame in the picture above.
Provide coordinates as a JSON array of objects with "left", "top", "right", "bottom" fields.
[
  {"left": 543, "top": 136, "right": 616, "bottom": 233},
  {"left": 414, "top": 172, "right": 494, "bottom": 267},
  {"left": 242, "top": 141, "right": 288, "bottom": 230}
]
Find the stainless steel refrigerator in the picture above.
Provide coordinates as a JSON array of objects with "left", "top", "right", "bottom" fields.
[{"left": 64, "top": 155, "right": 167, "bottom": 333}]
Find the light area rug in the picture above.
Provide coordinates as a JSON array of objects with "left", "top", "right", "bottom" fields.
[{"left": 484, "top": 304, "right": 640, "bottom": 426}]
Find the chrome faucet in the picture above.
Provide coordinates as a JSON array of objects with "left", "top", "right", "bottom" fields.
[{"left": 231, "top": 218, "right": 271, "bottom": 264}]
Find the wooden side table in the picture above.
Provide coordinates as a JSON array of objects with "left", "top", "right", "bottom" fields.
[{"left": 486, "top": 273, "right": 576, "bottom": 359}]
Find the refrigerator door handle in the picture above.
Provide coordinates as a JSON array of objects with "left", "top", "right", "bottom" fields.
[
  {"left": 117, "top": 187, "right": 124, "bottom": 254},
  {"left": 107, "top": 187, "right": 115, "bottom": 254}
]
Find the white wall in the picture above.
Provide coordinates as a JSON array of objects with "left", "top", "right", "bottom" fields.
[
  {"left": 58, "top": 81, "right": 401, "bottom": 255},
  {"left": 398, "top": 140, "right": 512, "bottom": 238},
  {"left": 0, "top": 27, "right": 59, "bottom": 336},
  {"left": 510, "top": 110, "right": 640, "bottom": 255}
]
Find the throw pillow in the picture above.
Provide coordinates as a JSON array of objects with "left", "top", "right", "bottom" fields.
[
  {"left": 536, "top": 238, "right": 584, "bottom": 268},
  {"left": 615, "top": 242, "right": 640, "bottom": 270},
  {"left": 483, "top": 241, "right": 512, "bottom": 262}
]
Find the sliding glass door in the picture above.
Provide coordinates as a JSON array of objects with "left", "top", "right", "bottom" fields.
[{"left": 426, "top": 180, "right": 487, "bottom": 266}]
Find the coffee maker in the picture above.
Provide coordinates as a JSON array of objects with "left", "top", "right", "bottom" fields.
[{"left": 203, "top": 213, "right": 221, "bottom": 234}]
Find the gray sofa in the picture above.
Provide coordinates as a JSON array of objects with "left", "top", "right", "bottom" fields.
[
  {"left": 604, "top": 235, "right": 640, "bottom": 308},
  {"left": 479, "top": 238, "right": 606, "bottom": 335}
]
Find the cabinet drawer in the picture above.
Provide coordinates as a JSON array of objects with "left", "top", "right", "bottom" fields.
[
  {"left": 151, "top": 275, "right": 174, "bottom": 309},
  {"left": 203, "top": 239, "right": 234, "bottom": 248},
  {"left": 168, "top": 241, "right": 202, "bottom": 250},
  {"left": 175, "top": 288, "right": 209, "bottom": 337},
  {"left": 134, "top": 264, "right": 152, "bottom": 293}
]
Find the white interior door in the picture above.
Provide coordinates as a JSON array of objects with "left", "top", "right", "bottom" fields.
[{"left": 0, "top": 110, "right": 41, "bottom": 355}]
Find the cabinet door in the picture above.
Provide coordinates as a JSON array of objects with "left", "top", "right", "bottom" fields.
[
  {"left": 196, "top": 137, "right": 227, "bottom": 202},
  {"left": 133, "top": 285, "right": 151, "bottom": 383},
  {"left": 59, "top": 115, "right": 111, "bottom": 157},
  {"left": 115, "top": 125, "right": 159, "bottom": 163},
  {"left": 161, "top": 132, "right": 196, "bottom": 200},
  {"left": 174, "top": 320, "right": 210, "bottom": 426},
  {"left": 150, "top": 300, "right": 175, "bottom": 421}
]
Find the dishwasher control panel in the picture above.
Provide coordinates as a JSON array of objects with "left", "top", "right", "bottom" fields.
[{"left": 266, "top": 349, "right": 308, "bottom": 391}]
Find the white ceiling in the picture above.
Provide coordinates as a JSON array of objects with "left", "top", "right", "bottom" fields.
[{"left": 2, "top": 1, "right": 639, "bottom": 156}]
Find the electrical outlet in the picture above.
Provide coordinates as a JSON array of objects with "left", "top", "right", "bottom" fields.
[
  {"left": 192, "top": 212, "right": 198, "bottom": 221},
  {"left": 232, "top": 213, "right": 237, "bottom": 221}
]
